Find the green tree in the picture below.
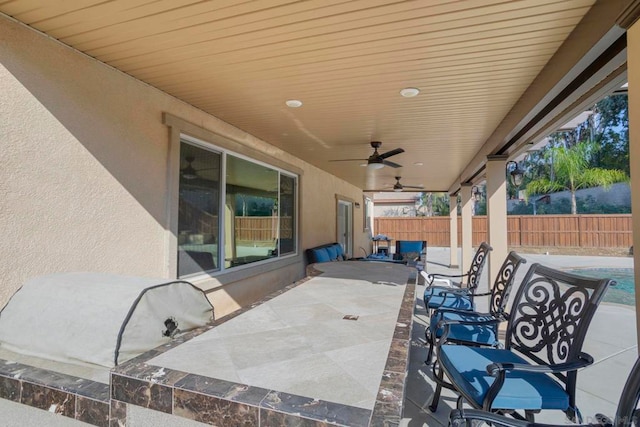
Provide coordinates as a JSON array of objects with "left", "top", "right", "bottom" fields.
[
  {"left": 588, "top": 94, "right": 629, "bottom": 174},
  {"left": 418, "top": 192, "right": 450, "bottom": 216},
  {"left": 525, "top": 141, "right": 627, "bottom": 214}
]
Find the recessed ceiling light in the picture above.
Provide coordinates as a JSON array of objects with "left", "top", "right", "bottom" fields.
[
  {"left": 400, "top": 87, "right": 420, "bottom": 98},
  {"left": 285, "top": 99, "right": 303, "bottom": 108},
  {"left": 414, "top": 162, "right": 424, "bottom": 166}
]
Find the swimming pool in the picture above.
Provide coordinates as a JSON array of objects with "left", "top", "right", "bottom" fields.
[{"left": 564, "top": 268, "right": 635, "bottom": 306}]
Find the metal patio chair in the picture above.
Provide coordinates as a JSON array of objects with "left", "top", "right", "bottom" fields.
[
  {"left": 449, "top": 355, "right": 640, "bottom": 427},
  {"left": 424, "top": 251, "right": 526, "bottom": 365},
  {"left": 428, "top": 263, "right": 614, "bottom": 423},
  {"left": 423, "top": 242, "right": 492, "bottom": 316}
]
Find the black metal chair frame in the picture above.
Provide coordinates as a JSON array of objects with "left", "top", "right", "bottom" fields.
[
  {"left": 450, "top": 355, "right": 640, "bottom": 427},
  {"left": 423, "top": 242, "right": 492, "bottom": 318},
  {"left": 424, "top": 251, "right": 527, "bottom": 364},
  {"left": 429, "top": 263, "right": 614, "bottom": 423}
]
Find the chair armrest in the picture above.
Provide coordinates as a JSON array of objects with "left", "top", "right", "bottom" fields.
[
  {"left": 436, "top": 288, "right": 471, "bottom": 297},
  {"left": 432, "top": 306, "right": 478, "bottom": 316},
  {"left": 430, "top": 272, "right": 470, "bottom": 280},
  {"left": 482, "top": 352, "right": 595, "bottom": 412},
  {"left": 437, "top": 314, "right": 502, "bottom": 328},
  {"left": 436, "top": 315, "right": 504, "bottom": 345},
  {"left": 426, "top": 272, "right": 468, "bottom": 286},
  {"left": 486, "top": 352, "right": 595, "bottom": 376},
  {"left": 450, "top": 408, "right": 603, "bottom": 427},
  {"left": 424, "top": 284, "right": 462, "bottom": 300},
  {"left": 472, "top": 290, "right": 492, "bottom": 297},
  {"left": 450, "top": 409, "right": 533, "bottom": 427}
]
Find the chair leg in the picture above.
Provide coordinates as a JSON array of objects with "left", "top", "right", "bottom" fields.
[
  {"left": 424, "top": 328, "right": 434, "bottom": 365},
  {"left": 566, "top": 406, "right": 582, "bottom": 424},
  {"left": 428, "top": 362, "right": 444, "bottom": 412},
  {"left": 525, "top": 410, "right": 536, "bottom": 422},
  {"left": 424, "top": 341, "right": 434, "bottom": 365},
  {"left": 456, "top": 395, "right": 464, "bottom": 410}
]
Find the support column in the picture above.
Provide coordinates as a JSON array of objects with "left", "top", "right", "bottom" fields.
[
  {"left": 486, "top": 155, "right": 509, "bottom": 285},
  {"left": 625, "top": 11, "right": 640, "bottom": 354},
  {"left": 449, "top": 194, "right": 459, "bottom": 268},
  {"left": 460, "top": 184, "right": 473, "bottom": 277}
]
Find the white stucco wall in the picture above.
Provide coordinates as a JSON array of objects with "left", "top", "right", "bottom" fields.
[{"left": 0, "top": 16, "right": 369, "bottom": 315}]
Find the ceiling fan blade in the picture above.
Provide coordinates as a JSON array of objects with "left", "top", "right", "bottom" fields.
[
  {"left": 403, "top": 185, "right": 424, "bottom": 189},
  {"left": 383, "top": 160, "right": 403, "bottom": 168},
  {"left": 378, "top": 148, "right": 404, "bottom": 159},
  {"left": 328, "top": 158, "right": 367, "bottom": 162}
]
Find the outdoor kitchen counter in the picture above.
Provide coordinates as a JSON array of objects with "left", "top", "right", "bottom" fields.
[{"left": 112, "top": 261, "right": 417, "bottom": 427}]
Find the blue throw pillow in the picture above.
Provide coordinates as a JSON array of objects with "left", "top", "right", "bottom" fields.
[
  {"left": 326, "top": 245, "right": 338, "bottom": 260},
  {"left": 334, "top": 244, "right": 345, "bottom": 260},
  {"left": 312, "top": 248, "right": 331, "bottom": 263}
]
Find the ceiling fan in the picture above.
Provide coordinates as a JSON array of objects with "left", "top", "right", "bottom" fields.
[
  {"left": 181, "top": 156, "right": 219, "bottom": 180},
  {"left": 364, "top": 176, "right": 424, "bottom": 192},
  {"left": 391, "top": 176, "right": 423, "bottom": 192},
  {"left": 330, "top": 141, "right": 404, "bottom": 169}
]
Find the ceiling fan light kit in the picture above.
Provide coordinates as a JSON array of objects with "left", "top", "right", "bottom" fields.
[
  {"left": 181, "top": 156, "right": 198, "bottom": 179},
  {"left": 367, "top": 160, "right": 385, "bottom": 170}
]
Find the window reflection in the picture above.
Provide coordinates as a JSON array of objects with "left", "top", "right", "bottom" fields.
[
  {"left": 225, "top": 155, "right": 278, "bottom": 268},
  {"left": 178, "top": 144, "right": 221, "bottom": 276},
  {"left": 278, "top": 174, "right": 296, "bottom": 256}
]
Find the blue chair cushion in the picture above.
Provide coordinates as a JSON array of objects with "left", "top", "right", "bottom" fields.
[
  {"left": 311, "top": 248, "right": 331, "bottom": 263},
  {"left": 426, "top": 293, "right": 474, "bottom": 311},
  {"left": 334, "top": 244, "right": 345, "bottom": 259},
  {"left": 439, "top": 345, "right": 570, "bottom": 411},
  {"left": 430, "top": 311, "right": 498, "bottom": 346},
  {"left": 325, "top": 245, "right": 338, "bottom": 260}
]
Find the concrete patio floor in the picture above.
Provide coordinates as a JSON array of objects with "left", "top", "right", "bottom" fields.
[{"left": 402, "top": 247, "right": 637, "bottom": 426}]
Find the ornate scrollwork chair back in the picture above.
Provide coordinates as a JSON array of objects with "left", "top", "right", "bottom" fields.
[
  {"left": 465, "top": 242, "right": 492, "bottom": 291},
  {"left": 429, "top": 262, "right": 614, "bottom": 423},
  {"left": 488, "top": 252, "right": 525, "bottom": 316},
  {"left": 423, "top": 242, "right": 492, "bottom": 316},
  {"left": 505, "top": 265, "right": 611, "bottom": 382}
]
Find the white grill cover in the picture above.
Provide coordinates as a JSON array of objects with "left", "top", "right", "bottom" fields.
[{"left": 0, "top": 273, "right": 213, "bottom": 368}]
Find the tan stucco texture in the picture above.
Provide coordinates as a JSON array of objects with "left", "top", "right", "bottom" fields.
[{"left": 0, "top": 16, "right": 370, "bottom": 315}]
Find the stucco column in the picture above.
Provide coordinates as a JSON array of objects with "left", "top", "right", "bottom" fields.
[
  {"left": 486, "top": 155, "right": 509, "bottom": 285},
  {"left": 627, "top": 15, "right": 640, "bottom": 354},
  {"left": 449, "top": 194, "right": 459, "bottom": 268},
  {"left": 460, "top": 184, "right": 473, "bottom": 277}
]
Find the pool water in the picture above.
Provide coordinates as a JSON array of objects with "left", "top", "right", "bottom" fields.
[{"left": 565, "top": 268, "right": 635, "bottom": 306}]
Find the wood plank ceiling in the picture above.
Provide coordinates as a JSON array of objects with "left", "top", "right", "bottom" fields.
[{"left": 0, "top": 0, "right": 597, "bottom": 192}]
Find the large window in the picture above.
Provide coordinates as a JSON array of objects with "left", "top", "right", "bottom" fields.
[{"left": 178, "top": 139, "right": 297, "bottom": 277}]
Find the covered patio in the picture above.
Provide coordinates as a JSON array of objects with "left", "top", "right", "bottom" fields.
[{"left": 1, "top": 0, "right": 640, "bottom": 425}]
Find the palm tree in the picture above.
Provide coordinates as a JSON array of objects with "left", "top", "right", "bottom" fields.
[{"left": 525, "top": 141, "right": 627, "bottom": 214}]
